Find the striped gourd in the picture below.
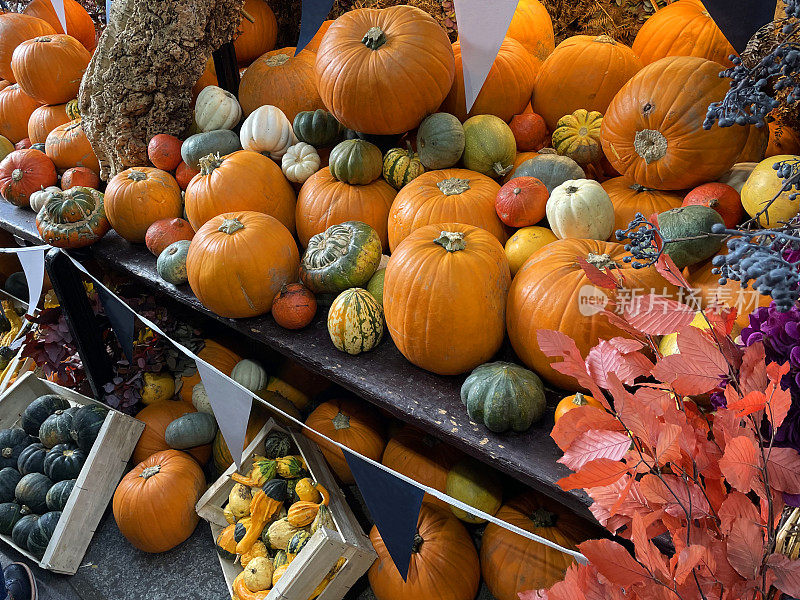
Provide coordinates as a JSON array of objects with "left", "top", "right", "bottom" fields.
[
  {"left": 383, "top": 143, "right": 425, "bottom": 190},
  {"left": 327, "top": 288, "right": 383, "bottom": 355}
]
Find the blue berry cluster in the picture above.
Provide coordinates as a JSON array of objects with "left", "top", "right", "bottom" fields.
[{"left": 615, "top": 214, "right": 664, "bottom": 268}]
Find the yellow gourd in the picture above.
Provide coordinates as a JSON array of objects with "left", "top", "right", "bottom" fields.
[
  {"left": 741, "top": 154, "right": 800, "bottom": 225},
  {"left": 140, "top": 372, "right": 176, "bottom": 404},
  {"left": 265, "top": 375, "right": 311, "bottom": 410},
  {"left": 311, "top": 504, "right": 336, "bottom": 534},
  {"left": 228, "top": 483, "right": 253, "bottom": 519},
  {"left": 265, "top": 518, "right": 304, "bottom": 550},
  {"left": 243, "top": 556, "right": 274, "bottom": 592},
  {"left": 223, "top": 503, "right": 236, "bottom": 524},
  {"left": 287, "top": 501, "right": 320, "bottom": 527},
  {"left": 294, "top": 478, "right": 322, "bottom": 503}
]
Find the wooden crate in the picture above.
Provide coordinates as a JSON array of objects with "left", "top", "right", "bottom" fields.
[
  {"left": 0, "top": 372, "right": 145, "bottom": 574},
  {"left": 196, "top": 419, "right": 376, "bottom": 600}
]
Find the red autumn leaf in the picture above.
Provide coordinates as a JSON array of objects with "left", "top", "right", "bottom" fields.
[
  {"left": 609, "top": 337, "right": 645, "bottom": 353},
  {"left": 768, "top": 360, "right": 791, "bottom": 381},
  {"left": 740, "top": 342, "right": 768, "bottom": 395},
  {"left": 766, "top": 447, "right": 800, "bottom": 494},
  {"left": 550, "top": 405, "right": 623, "bottom": 451},
  {"left": 577, "top": 256, "right": 619, "bottom": 290},
  {"left": 718, "top": 491, "right": 762, "bottom": 535},
  {"left": 536, "top": 330, "right": 606, "bottom": 403},
  {"left": 651, "top": 326, "right": 728, "bottom": 395},
  {"left": 728, "top": 390, "right": 767, "bottom": 417},
  {"left": 558, "top": 429, "right": 632, "bottom": 471},
  {"left": 622, "top": 293, "right": 695, "bottom": 335},
  {"left": 631, "top": 513, "right": 669, "bottom": 578},
  {"left": 767, "top": 554, "right": 800, "bottom": 597},
  {"left": 719, "top": 435, "right": 761, "bottom": 493},
  {"left": 638, "top": 474, "right": 711, "bottom": 519},
  {"left": 655, "top": 252, "right": 691, "bottom": 288},
  {"left": 586, "top": 339, "right": 652, "bottom": 388},
  {"left": 654, "top": 423, "right": 682, "bottom": 466},
  {"left": 577, "top": 539, "right": 650, "bottom": 588},
  {"left": 673, "top": 545, "right": 707, "bottom": 585},
  {"left": 765, "top": 362, "right": 792, "bottom": 428},
  {"left": 557, "top": 458, "right": 630, "bottom": 491},
  {"left": 611, "top": 378, "right": 660, "bottom": 448},
  {"left": 726, "top": 517, "right": 765, "bottom": 579},
  {"left": 703, "top": 305, "right": 738, "bottom": 336},
  {"left": 601, "top": 309, "right": 650, "bottom": 340}
]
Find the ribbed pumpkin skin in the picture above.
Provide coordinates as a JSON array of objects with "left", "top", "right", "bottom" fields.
[
  {"left": 481, "top": 493, "right": 592, "bottom": 599},
  {"left": 187, "top": 212, "right": 299, "bottom": 319},
  {"left": 737, "top": 123, "right": 769, "bottom": 162},
  {"left": 296, "top": 167, "right": 396, "bottom": 250},
  {"left": 0, "top": 468, "right": 21, "bottom": 504},
  {"left": 15, "top": 472, "right": 52, "bottom": 514},
  {"left": 304, "top": 398, "right": 385, "bottom": 484},
  {"left": 506, "top": 0, "right": 554, "bottom": 67},
  {"left": 17, "top": 443, "right": 46, "bottom": 476},
  {"left": 0, "top": 84, "right": 41, "bottom": 143},
  {"left": 238, "top": 48, "right": 323, "bottom": 120},
  {"left": 0, "top": 429, "right": 33, "bottom": 470},
  {"left": 329, "top": 139, "right": 383, "bottom": 185},
  {"left": 132, "top": 401, "right": 211, "bottom": 465},
  {"left": 533, "top": 35, "right": 642, "bottom": 131},
  {"left": 35, "top": 187, "right": 110, "bottom": 248},
  {"left": 11, "top": 34, "right": 90, "bottom": 105},
  {"left": 328, "top": 288, "right": 384, "bottom": 355},
  {"left": 292, "top": 109, "right": 343, "bottom": 148},
  {"left": 384, "top": 224, "right": 510, "bottom": 376},
  {"left": 104, "top": 168, "right": 182, "bottom": 242},
  {"left": 506, "top": 239, "right": 675, "bottom": 390},
  {"left": 27, "top": 104, "right": 69, "bottom": 145},
  {"left": 600, "top": 56, "right": 749, "bottom": 190},
  {"left": 601, "top": 176, "right": 684, "bottom": 237},
  {"left": 27, "top": 509, "right": 60, "bottom": 559},
  {"left": 0, "top": 148, "right": 57, "bottom": 208},
  {"left": 0, "top": 14, "right": 55, "bottom": 83},
  {"left": 767, "top": 122, "right": 800, "bottom": 157},
  {"left": 388, "top": 169, "right": 506, "bottom": 252},
  {"left": 369, "top": 504, "right": 480, "bottom": 600},
  {"left": 234, "top": 0, "right": 277, "bottom": 66},
  {"left": 113, "top": 449, "right": 205, "bottom": 553},
  {"left": 315, "top": 6, "right": 455, "bottom": 135},
  {"left": 23, "top": 0, "right": 96, "bottom": 52},
  {"left": 45, "top": 479, "right": 74, "bottom": 511},
  {"left": 44, "top": 119, "right": 100, "bottom": 175},
  {"left": 185, "top": 150, "right": 296, "bottom": 234},
  {"left": 632, "top": 0, "right": 735, "bottom": 67}
]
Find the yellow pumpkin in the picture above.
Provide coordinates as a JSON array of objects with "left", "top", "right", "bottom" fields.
[
  {"left": 504, "top": 226, "right": 557, "bottom": 276},
  {"left": 741, "top": 154, "right": 800, "bottom": 226},
  {"left": 243, "top": 556, "right": 274, "bottom": 592},
  {"left": 140, "top": 372, "right": 175, "bottom": 404}
]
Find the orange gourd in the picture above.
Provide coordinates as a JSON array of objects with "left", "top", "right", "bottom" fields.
[
  {"left": 767, "top": 122, "right": 800, "bottom": 157},
  {"left": 185, "top": 150, "right": 296, "bottom": 234},
  {"left": 553, "top": 393, "right": 604, "bottom": 424},
  {"left": 369, "top": 504, "right": 479, "bottom": 600},
  {"left": 238, "top": 47, "right": 323, "bottom": 120},
  {"left": 104, "top": 167, "right": 183, "bottom": 243},
  {"left": 113, "top": 449, "right": 205, "bottom": 553},
  {"left": 11, "top": 34, "right": 90, "bottom": 105},
  {"left": 388, "top": 169, "right": 506, "bottom": 252},
  {"left": 315, "top": 6, "right": 455, "bottom": 135},
  {"left": 234, "top": 0, "right": 278, "bottom": 66},
  {"left": 303, "top": 398, "right": 385, "bottom": 484},
  {"left": 305, "top": 20, "right": 333, "bottom": 53},
  {"left": 44, "top": 119, "right": 99, "bottom": 174},
  {"left": 178, "top": 339, "right": 242, "bottom": 402},
  {"left": 295, "top": 167, "right": 396, "bottom": 250},
  {"left": 27, "top": 103, "right": 69, "bottom": 144},
  {"left": 505, "top": 0, "right": 554, "bottom": 67},
  {"left": 23, "top": 0, "right": 96, "bottom": 52},
  {"left": 384, "top": 223, "right": 510, "bottom": 375},
  {"left": 441, "top": 38, "right": 536, "bottom": 123},
  {"left": 506, "top": 238, "right": 676, "bottom": 390},
  {"left": 186, "top": 211, "right": 300, "bottom": 319},
  {"left": 61, "top": 166, "right": 99, "bottom": 190},
  {"left": 0, "top": 13, "right": 55, "bottom": 83},
  {"left": 0, "top": 84, "right": 41, "bottom": 143},
  {"left": 132, "top": 401, "right": 212, "bottom": 465},
  {"left": 601, "top": 176, "right": 684, "bottom": 237},
  {"left": 601, "top": 56, "right": 749, "bottom": 190}
]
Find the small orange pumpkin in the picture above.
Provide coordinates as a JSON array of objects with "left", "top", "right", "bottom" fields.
[
  {"left": 272, "top": 283, "right": 317, "bottom": 330},
  {"left": 61, "top": 166, "right": 99, "bottom": 190},
  {"left": 0, "top": 84, "right": 41, "bottom": 143},
  {"left": 601, "top": 176, "right": 684, "bottom": 237},
  {"left": 0, "top": 148, "right": 56, "bottom": 208},
  {"left": 175, "top": 161, "right": 199, "bottom": 190},
  {"left": 145, "top": 218, "right": 195, "bottom": 257},
  {"left": 147, "top": 134, "right": 183, "bottom": 171},
  {"left": 44, "top": 119, "right": 100, "bottom": 174},
  {"left": 553, "top": 392, "right": 604, "bottom": 424},
  {"left": 11, "top": 34, "right": 90, "bottom": 105},
  {"left": 27, "top": 103, "right": 70, "bottom": 144}
]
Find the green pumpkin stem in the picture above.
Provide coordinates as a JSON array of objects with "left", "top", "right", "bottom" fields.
[
  {"left": 529, "top": 508, "right": 558, "bottom": 528},
  {"left": 332, "top": 411, "right": 351, "bottom": 431},
  {"left": 140, "top": 465, "right": 161, "bottom": 479},
  {"left": 218, "top": 218, "right": 245, "bottom": 235},
  {"left": 492, "top": 162, "right": 513, "bottom": 177},
  {"left": 362, "top": 26, "right": 387, "bottom": 50},
  {"left": 411, "top": 532, "right": 424, "bottom": 553},
  {"left": 434, "top": 231, "right": 466, "bottom": 252},
  {"left": 198, "top": 153, "right": 224, "bottom": 176},
  {"left": 127, "top": 170, "right": 148, "bottom": 182}
]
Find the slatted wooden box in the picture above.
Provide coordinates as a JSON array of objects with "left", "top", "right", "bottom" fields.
[
  {"left": 196, "top": 419, "right": 376, "bottom": 600},
  {"left": 0, "top": 372, "right": 145, "bottom": 574}
]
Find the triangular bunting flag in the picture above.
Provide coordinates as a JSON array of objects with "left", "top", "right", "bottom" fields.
[
  {"left": 702, "top": 0, "right": 778, "bottom": 54},
  {"left": 97, "top": 288, "right": 134, "bottom": 363},
  {"left": 296, "top": 0, "right": 335, "bottom": 55},
  {"left": 16, "top": 248, "right": 45, "bottom": 317},
  {"left": 196, "top": 359, "right": 252, "bottom": 468},
  {"left": 50, "top": 0, "right": 68, "bottom": 35},
  {"left": 453, "top": 0, "right": 518, "bottom": 112},
  {"left": 344, "top": 450, "right": 424, "bottom": 581},
  {"left": 106, "top": 0, "right": 112, "bottom": 25}
]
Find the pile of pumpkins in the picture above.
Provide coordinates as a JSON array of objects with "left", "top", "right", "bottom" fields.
[{"left": 0, "top": 392, "right": 107, "bottom": 560}]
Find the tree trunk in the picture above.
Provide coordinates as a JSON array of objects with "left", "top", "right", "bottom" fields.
[{"left": 78, "top": 0, "right": 243, "bottom": 180}]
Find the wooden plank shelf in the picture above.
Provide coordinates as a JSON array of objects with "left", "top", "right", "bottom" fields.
[{"left": 0, "top": 202, "right": 595, "bottom": 522}]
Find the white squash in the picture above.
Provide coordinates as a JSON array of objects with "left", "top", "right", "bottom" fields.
[
  {"left": 231, "top": 359, "right": 268, "bottom": 392},
  {"left": 29, "top": 186, "right": 61, "bottom": 213},
  {"left": 240, "top": 105, "right": 297, "bottom": 159},
  {"left": 281, "top": 143, "right": 320, "bottom": 184},
  {"left": 195, "top": 86, "right": 242, "bottom": 132},
  {"left": 717, "top": 162, "right": 758, "bottom": 193},
  {"left": 191, "top": 382, "right": 213, "bottom": 414},
  {"left": 546, "top": 179, "right": 614, "bottom": 240}
]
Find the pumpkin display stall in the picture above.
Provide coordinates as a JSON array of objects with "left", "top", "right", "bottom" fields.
[
  {"left": 132, "top": 401, "right": 211, "bottom": 465},
  {"left": 44, "top": 119, "right": 100, "bottom": 175},
  {"left": 600, "top": 56, "right": 750, "bottom": 190},
  {"left": 113, "top": 449, "right": 205, "bottom": 553},
  {"left": 0, "top": 84, "right": 41, "bottom": 143},
  {"left": 234, "top": 0, "right": 278, "bottom": 66},
  {"left": 601, "top": 176, "right": 684, "bottom": 236},
  {"left": 384, "top": 224, "right": 511, "bottom": 376},
  {"left": 0, "top": 13, "right": 55, "bottom": 83},
  {"left": 27, "top": 104, "right": 69, "bottom": 145},
  {"left": 186, "top": 212, "right": 299, "bottom": 319},
  {"left": 505, "top": 0, "right": 555, "bottom": 67},
  {"left": 23, "top": 0, "right": 96, "bottom": 52},
  {"left": 35, "top": 187, "right": 111, "bottom": 248},
  {"left": 0, "top": 148, "right": 56, "bottom": 208},
  {"left": 11, "top": 34, "right": 90, "bottom": 105},
  {"left": 314, "top": 5, "right": 456, "bottom": 135}
]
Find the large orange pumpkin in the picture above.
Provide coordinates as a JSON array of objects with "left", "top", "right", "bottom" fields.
[
  {"left": 0, "top": 13, "right": 55, "bottom": 83},
  {"left": 601, "top": 176, "right": 684, "bottom": 237},
  {"left": 23, "top": 0, "right": 96, "bottom": 52},
  {"left": 113, "top": 449, "right": 205, "bottom": 553},
  {"left": 234, "top": 0, "right": 278, "bottom": 66},
  {"left": 601, "top": 56, "right": 749, "bottom": 190},
  {"left": 185, "top": 150, "right": 296, "bottom": 234},
  {"left": 384, "top": 223, "right": 511, "bottom": 375},
  {"left": 104, "top": 167, "right": 183, "bottom": 243},
  {"left": 369, "top": 504, "right": 480, "bottom": 600},
  {"left": 27, "top": 103, "right": 69, "bottom": 144},
  {"left": 295, "top": 167, "right": 396, "bottom": 250},
  {"left": 44, "top": 118, "right": 99, "bottom": 174},
  {"left": 381, "top": 425, "right": 462, "bottom": 509},
  {"left": 303, "top": 398, "right": 385, "bottom": 484},
  {"left": 481, "top": 493, "right": 592, "bottom": 599},
  {"left": 506, "top": 0, "right": 554, "bottom": 68},
  {"left": 0, "top": 84, "right": 41, "bottom": 143},
  {"left": 506, "top": 238, "right": 676, "bottom": 390},
  {"left": 11, "top": 34, "right": 90, "bottom": 105},
  {"left": 187, "top": 211, "right": 300, "bottom": 319},
  {"left": 767, "top": 122, "right": 800, "bottom": 157},
  {"left": 632, "top": 0, "right": 736, "bottom": 67},
  {"left": 532, "top": 35, "right": 642, "bottom": 131},
  {"left": 132, "top": 401, "right": 212, "bottom": 465},
  {"left": 315, "top": 6, "right": 455, "bottom": 135},
  {"left": 178, "top": 339, "right": 242, "bottom": 402},
  {"left": 388, "top": 169, "right": 506, "bottom": 252},
  {"left": 238, "top": 47, "right": 322, "bottom": 120},
  {"left": 305, "top": 20, "right": 333, "bottom": 53}
]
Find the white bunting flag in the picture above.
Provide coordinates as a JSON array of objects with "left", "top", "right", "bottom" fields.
[
  {"left": 50, "top": 0, "right": 68, "bottom": 35},
  {"left": 16, "top": 248, "right": 45, "bottom": 317}
]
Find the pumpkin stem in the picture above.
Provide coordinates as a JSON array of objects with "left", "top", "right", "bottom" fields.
[
  {"left": 436, "top": 177, "right": 471, "bottom": 196},
  {"left": 594, "top": 35, "right": 616, "bottom": 44},
  {"left": 492, "top": 162, "right": 513, "bottom": 177},
  {"left": 572, "top": 392, "right": 588, "bottom": 407},
  {"left": 140, "top": 465, "right": 161, "bottom": 479},
  {"left": 332, "top": 411, "right": 351, "bottom": 431},
  {"left": 565, "top": 185, "right": 580, "bottom": 194},
  {"left": 219, "top": 218, "right": 245, "bottom": 235},
  {"left": 433, "top": 231, "right": 466, "bottom": 252},
  {"left": 11, "top": 169, "right": 22, "bottom": 182},
  {"left": 265, "top": 53, "right": 290, "bottom": 67},
  {"left": 199, "top": 153, "right": 224, "bottom": 176},
  {"left": 127, "top": 169, "right": 148, "bottom": 182},
  {"left": 633, "top": 130, "right": 668, "bottom": 164},
  {"left": 1, "top": 447, "right": 11, "bottom": 458},
  {"left": 539, "top": 148, "right": 557, "bottom": 155},
  {"left": 404, "top": 140, "right": 415, "bottom": 155},
  {"left": 362, "top": 26, "right": 387, "bottom": 50},
  {"left": 529, "top": 508, "right": 558, "bottom": 528},
  {"left": 629, "top": 183, "right": 652, "bottom": 193},
  {"left": 585, "top": 252, "right": 617, "bottom": 270},
  {"left": 19, "top": 505, "right": 30, "bottom": 516},
  {"left": 411, "top": 533, "right": 424, "bottom": 553}
]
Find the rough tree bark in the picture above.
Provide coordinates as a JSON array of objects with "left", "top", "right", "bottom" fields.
[{"left": 78, "top": 0, "right": 243, "bottom": 180}]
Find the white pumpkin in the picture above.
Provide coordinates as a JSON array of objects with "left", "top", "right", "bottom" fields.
[
  {"left": 717, "top": 162, "right": 758, "bottom": 193},
  {"left": 231, "top": 359, "right": 268, "bottom": 392},
  {"left": 281, "top": 143, "right": 320, "bottom": 184},
  {"left": 191, "top": 382, "right": 213, "bottom": 414},
  {"left": 29, "top": 186, "right": 60, "bottom": 213},
  {"left": 546, "top": 179, "right": 614, "bottom": 240},
  {"left": 195, "top": 86, "right": 242, "bottom": 132},
  {"left": 240, "top": 105, "right": 297, "bottom": 159}
]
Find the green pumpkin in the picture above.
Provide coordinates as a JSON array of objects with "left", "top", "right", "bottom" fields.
[
  {"left": 328, "top": 139, "right": 383, "bottom": 185},
  {"left": 39, "top": 408, "right": 77, "bottom": 448},
  {"left": 181, "top": 130, "right": 241, "bottom": 169},
  {"left": 512, "top": 152, "right": 585, "bottom": 194},
  {"left": 262, "top": 479, "right": 288, "bottom": 503},
  {"left": 43, "top": 443, "right": 86, "bottom": 482},
  {"left": 21, "top": 395, "right": 70, "bottom": 437},
  {"left": 0, "top": 468, "right": 21, "bottom": 504},
  {"left": 293, "top": 110, "right": 343, "bottom": 147},
  {"left": 69, "top": 404, "right": 108, "bottom": 453},
  {"left": 0, "top": 502, "right": 27, "bottom": 535},
  {"left": 461, "top": 361, "right": 546, "bottom": 433},
  {"left": 0, "top": 135, "right": 14, "bottom": 162},
  {"left": 157, "top": 240, "right": 191, "bottom": 285},
  {"left": 344, "top": 130, "right": 399, "bottom": 154},
  {"left": 444, "top": 457, "right": 503, "bottom": 524},
  {"left": 263, "top": 432, "right": 292, "bottom": 460},
  {"left": 417, "top": 113, "right": 465, "bottom": 169},
  {"left": 287, "top": 530, "right": 311, "bottom": 558},
  {"left": 65, "top": 99, "right": 80, "bottom": 120},
  {"left": 327, "top": 288, "right": 384, "bottom": 355},
  {"left": 45, "top": 479, "right": 74, "bottom": 512},
  {"left": 11, "top": 514, "right": 38, "bottom": 550},
  {"left": 657, "top": 205, "right": 724, "bottom": 269},
  {"left": 27, "top": 511, "right": 61, "bottom": 559},
  {"left": 16, "top": 472, "right": 53, "bottom": 514},
  {"left": 462, "top": 115, "right": 516, "bottom": 179},
  {"left": 366, "top": 267, "right": 385, "bottom": 307},
  {"left": 383, "top": 144, "right": 425, "bottom": 190},
  {"left": 164, "top": 412, "right": 218, "bottom": 450},
  {"left": 300, "top": 221, "right": 382, "bottom": 294},
  {"left": 0, "top": 428, "right": 33, "bottom": 469},
  {"left": 4, "top": 272, "right": 27, "bottom": 300},
  {"left": 17, "top": 443, "right": 47, "bottom": 476}
]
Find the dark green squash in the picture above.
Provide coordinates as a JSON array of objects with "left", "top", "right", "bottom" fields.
[
  {"left": 416, "top": 113, "right": 465, "bottom": 170},
  {"left": 17, "top": 443, "right": 47, "bottom": 476},
  {"left": 262, "top": 479, "right": 287, "bottom": 503},
  {"left": 21, "top": 395, "right": 70, "bottom": 436},
  {"left": 657, "top": 205, "right": 725, "bottom": 269},
  {"left": 15, "top": 472, "right": 53, "bottom": 514},
  {"left": 0, "top": 428, "right": 33, "bottom": 469},
  {"left": 0, "top": 468, "right": 21, "bottom": 503},
  {"left": 43, "top": 444, "right": 86, "bottom": 482},
  {"left": 164, "top": 412, "right": 217, "bottom": 449},
  {"left": 328, "top": 139, "right": 383, "bottom": 185},
  {"left": 11, "top": 514, "right": 38, "bottom": 550},
  {"left": 293, "top": 110, "right": 343, "bottom": 148},
  {"left": 287, "top": 530, "right": 311, "bottom": 557},
  {"left": 69, "top": 404, "right": 108, "bottom": 453},
  {"left": 45, "top": 479, "right": 74, "bottom": 512},
  {"left": 234, "top": 521, "right": 247, "bottom": 543},
  {"left": 0, "top": 502, "right": 27, "bottom": 535},
  {"left": 27, "top": 511, "right": 61, "bottom": 559},
  {"left": 4, "top": 272, "right": 26, "bottom": 300},
  {"left": 262, "top": 432, "right": 292, "bottom": 459},
  {"left": 286, "top": 478, "right": 300, "bottom": 505},
  {"left": 39, "top": 408, "right": 77, "bottom": 448},
  {"left": 181, "top": 130, "right": 241, "bottom": 170}
]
